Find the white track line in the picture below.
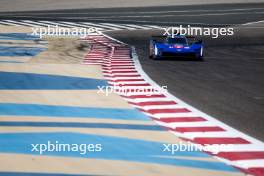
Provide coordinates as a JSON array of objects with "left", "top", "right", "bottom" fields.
[
  {"left": 143, "top": 25, "right": 163, "bottom": 29},
  {"left": 221, "top": 159, "right": 264, "bottom": 169},
  {"left": 60, "top": 21, "right": 103, "bottom": 30},
  {"left": 38, "top": 21, "right": 74, "bottom": 28},
  {"left": 147, "top": 112, "right": 199, "bottom": 118},
  {"left": 93, "top": 23, "right": 120, "bottom": 30},
  {"left": 0, "top": 20, "right": 21, "bottom": 26},
  {"left": 135, "top": 104, "right": 183, "bottom": 110},
  {"left": 2, "top": 20, "right": 31, "bottom": 27},
  {"left": 21, "top": 20, "right": 49, "bottom": 27},
  {"left": 99, "top": 23, "right": 134, "bottom": 30},
  {"left": 172, "top": 131, "right": 240, "bottom": 139},
  {"left": 242, "top": 20, "right": 264, "bottom": 25},
  {"left": 123, "top": 24, "right": 151, "bottom": 30}
]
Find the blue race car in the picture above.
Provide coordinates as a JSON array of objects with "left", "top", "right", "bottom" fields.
[{"left": 149, "top": 35, "right": 204, "bottom": 60}]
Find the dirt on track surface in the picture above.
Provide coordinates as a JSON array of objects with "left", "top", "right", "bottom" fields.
[
  {"left": 0, "top": 25, "right": 90, "bottom": 64},
  {"left": 30, "top": 37, "right": 90, "bottom": 64}
]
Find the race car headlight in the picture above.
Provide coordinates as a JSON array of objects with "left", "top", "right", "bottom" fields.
[
  {"left": 154, "top": 46, "right": 158, "bottom": 55},
  {"left": 200, "top": 47, "right": 203, "bottom": 56}
]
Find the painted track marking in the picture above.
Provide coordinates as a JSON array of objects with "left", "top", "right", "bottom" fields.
[{"left": 83, "top": 33, "right": 264, "bottom": 176}]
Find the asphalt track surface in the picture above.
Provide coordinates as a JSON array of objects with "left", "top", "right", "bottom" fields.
[
  {"left": 0, "top": 0, "right": 263, "bottom": 12},
  {"left": 1, "top": 2, "right": 264, "bottom": 141},
  {"left": 106, "top": 27, "right": 264, "bottom": 141},
  {"left": 0, "top": 3, "right": 264, "bottom": 26}
]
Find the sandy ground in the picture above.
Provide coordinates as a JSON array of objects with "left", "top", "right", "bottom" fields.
[
  {"left": 0, "top": 25, "right": 33, "bottom": 33},
  {"left": 0, "top": 25, "right": 89, "bottom": 64},
  {"left": 0, "top": 0, "right": 262, "bottom": 12},
  {"left": 0, "top": 153, "right": 243, "bottom": 176},
  {"left": 29, "top": 37, "right": 89, "bottom": 64},
  {"left": 0, "top": 90, "right": 132, "bottom": 108}
]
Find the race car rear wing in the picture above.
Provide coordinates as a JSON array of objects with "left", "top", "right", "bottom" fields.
[
  {"left": 150, "top": 35, "right": 202, "bottom": 44},
  {"left": 151, "top": 35, "right": 197, "bottom": 38}
]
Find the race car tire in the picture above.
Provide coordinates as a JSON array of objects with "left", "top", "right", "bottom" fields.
[
  {"left": 149, "top": 50, "right": 154, "bottom": 59},
  {"left": 196, "top": 47, "right": 204, "bottom": 61}
]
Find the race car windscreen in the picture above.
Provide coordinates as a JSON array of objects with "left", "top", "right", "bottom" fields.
[{"left": 167, "top": 37, "right": 187, "bottom": 45}]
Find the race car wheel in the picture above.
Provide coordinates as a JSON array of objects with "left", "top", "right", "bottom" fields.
[
  {"left": 149, "top": 45, "right": 159, "bottom": 59},
  {"left": 152, "top": 45, "right": 159, "bottom": 59},
  {"left": 149, "top": 52, "right": 155, "bottom": 59},
  {"left": 149, "top": 46, "right": 154, "bottom": 59},
  {"left": 195, "top": 47, "right": 204, "bottom": 61}
]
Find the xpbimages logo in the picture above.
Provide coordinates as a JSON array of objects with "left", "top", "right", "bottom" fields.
[
  {"left": 163, "top": 141, "right": 234, "bottom": 154},
  {"left": 31, "top": 25, "right": 99, "bottom": 38},
  {"left": 163, "top": 25, "right": 234, "bottom": 38},
  {"left": 31, "top": 141, "right": 102, "bottom": 155}
]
